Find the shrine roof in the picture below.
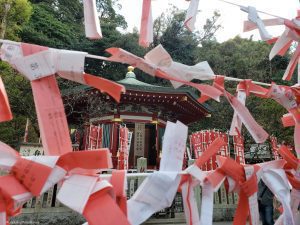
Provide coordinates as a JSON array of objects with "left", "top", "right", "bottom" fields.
[
  {"left": 62, "top": 67, "right": 214, "bottom": 124},
  {"left": 62, "top": 82, "right": 213, "bottom": 112}
]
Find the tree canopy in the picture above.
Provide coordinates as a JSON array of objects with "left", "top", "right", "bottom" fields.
[{"left": 192, "top": 37, "right": 293, "bottom": 145}]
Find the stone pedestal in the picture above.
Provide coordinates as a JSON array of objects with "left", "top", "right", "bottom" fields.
[
  {"left": 137, "top": 157, "right": 147, "bottom": 187},
  {"left": 188, "top": 159, "right": 201, "bottom": 210}
]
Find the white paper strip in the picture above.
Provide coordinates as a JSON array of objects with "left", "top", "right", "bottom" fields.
[{"left": 83, "top": 0, "right": 102, "bottom": 39}]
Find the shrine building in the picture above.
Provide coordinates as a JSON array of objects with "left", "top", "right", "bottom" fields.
[{"left": 64, "top": 67, "right": 212, "bottom": 169}]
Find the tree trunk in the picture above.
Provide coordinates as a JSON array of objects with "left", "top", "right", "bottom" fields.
[{"left": 0, "top": 2, "right": 11, "bottom": 39}]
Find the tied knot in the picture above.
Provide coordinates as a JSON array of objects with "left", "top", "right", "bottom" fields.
[
  {"left": 178, "top": 174, "right": 192, "bottom": 192},
  {"left": 286, "top": 172, "right": 300, "bottom": 190},
  {"left": 11, "top": 158, "right": 52, "bottom": 196},
  {"left": 195, "top": 138, "right": 227, "bottom": 169},
  {"left": 219, "top": 157, "right": 245, "bottom": 185},
  {"left": 240, "top": 173, "right": 258, "bottom": 197}
]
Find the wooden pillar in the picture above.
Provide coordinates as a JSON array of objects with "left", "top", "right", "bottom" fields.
[
  {"left": 137, "top": 157, "right": 147, "bottom": 186},
  {"left": 188, "top": 159, "right": 201, "bottom": 210},
  {"left": 111, "top": 121, "right": 119, "bottom": 169},
  {"left": 155, "top": 123, "right": 159, "bottom": 169},
  {"left": 82, "top": 122, "right": 90, "bottom": 150}
]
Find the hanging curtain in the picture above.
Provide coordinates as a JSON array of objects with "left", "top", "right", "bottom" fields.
[
  {"left": 102, "top": 124, "right": 111, "bottom": 148},
  {"left": 158, "top": 127, "right": 165, "bottom": 152}
]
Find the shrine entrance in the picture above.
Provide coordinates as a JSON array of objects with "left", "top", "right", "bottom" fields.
[
  {"left": 66, "top": 67, "right": 211, "bottom": 169},
  {"left": 127, "top": 123, "right": 158, "bottom": 169}
]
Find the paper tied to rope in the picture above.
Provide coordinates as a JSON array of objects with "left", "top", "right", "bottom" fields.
[
  {"left": 127, "top": 121, "right": 187, "bottom": 225},
  {"left": 199, "top": 77, "right": 268, "bottom": 143},
  {"left": 54, "top": 48, "right": 125, "bottom": 102},
  {"left": 237, "top": 79, "right": 269, "bottom": 98},
  {"left": 198, "top": 75, "right": 225, "bottom": 103},
  {"left": 178, "top": 174, "right": 201, "bottom": 225},
  {"left": 269, "top": 28, "right": 294, "bottom": 61},
  {"left": 0, "top": 76, "right": 12, "bottom": 122},
  {"left": 240, "top": 6, "right": 272, "bottom": 41},
  {"left": 139, "top": 0, "right": 153, "bottom": 47},
  {"left": 1, "top": 41, "right": 124, "bottom": 157},
  {"left": 245, "top": 159, "right": 295, "bottom": 225},
  {"left": 219, "top": 157, "right": 259, "bottom": 225},
  {"left": 268, "top": 17, "right": 300, "bottom": 81},
  {"left": 1, "top": 143, "right": 113, "bottom": 195},
  {"left": 181, "top": 137, "right": 227, "bottom": 225},
  {"left": 267, "top": 84, "right": 298, "bottom": 114},
  {"left": 243, "top": 17, "right": 284, "bottom": 38},
  {"left": 58, "top": 170, "right": 129, "bottom": 225},
  {"left": 275, "top": 145, "right": 300, "bottom": 225},
  {"left": 144, "top": 45, "right": 215, "bottom": 88},
  {"left": 224, "top": 90, "right": 269, "bottom": 143},
  {"left": 184, "top": 0, "right": 200, "bottom": 32},
  {"left": 229, "top": 80, "right": 268, "bottom": 136},
  {"left": 0, "top": 41, "right": 125, "bottom": 102},
  {"left": 266, "top": 84, "right": 300, "bottom": 155},
  {"left": 284, "top": 43, "right": 300, "bottom": 81},
  {"left": 207, "top": 156, "right": 261, "bottom": 225},
  {"left": 145, "top": 45, "right": 220, "bottom": 104},
  {"left": 262, "top": 168, "right": 294, "bottom": 225},
  {"left": 106, "top": 45, "right": 221, "bottom": 102},
  {"left": 18, "top": 42, "right": 73, "bottom": 156},
  {"left": 106, "top": 47, "right": 157, "bottom": 75},
  {"left": 83, "top": 0, "right": 102, "bottom": 40},
  {"left": 8, "top": 44, "right": 85, "bottom": 81},
  {"left": 277, "top": 145, "right": 300, "bottom": 204},
  {"left": 0, "top": 141, "right": 112, "bottom": 225},
  {"left": 254, "top": 160, "right": 291, "bottom": 225},
  {"left": 282, "top": 113, "right": 296, "bottom": 127},
  {"left": 1, "top": 41, "right": 124, "bottom": 154},
  {"left": 229, "top": 88, "right": 246, "bottom": 136},
  {"left": 0, "top": 40, "right": 23, "bottom": 69}
]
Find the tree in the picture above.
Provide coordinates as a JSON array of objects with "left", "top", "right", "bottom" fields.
[
  {"left": 191, "top": 37, "right": 293, "bottom": 146},
  {"left": 199, "top": 11, "right": 222, "bottom": 43},
  {"left": 0, "top": 0, "right": 32, "bottom": 39},
  {"left": 0, "top": 0, "right": 34, "bottom": 147},
  {"left": 97, "top": 0, "right": 127, "bottom": 29},
  {"left": 21, "top": 3, "right": 80, "bottom": 48},
  {"left": 152, "top": 7, "right": 221, "bottom": 65},
  {"left": 0, "top": 62, "right": 39, "bottom": 147}
]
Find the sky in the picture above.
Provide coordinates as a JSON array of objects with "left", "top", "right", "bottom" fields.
[{"left": 117, "top": 0, "right": 300, "bottom": 43}]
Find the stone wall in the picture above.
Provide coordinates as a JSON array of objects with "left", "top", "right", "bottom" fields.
[{"left": 11, "top": 208, "right": 85, "bottom": 225}]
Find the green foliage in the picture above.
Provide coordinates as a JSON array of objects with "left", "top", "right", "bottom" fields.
[
  {"left": 21, "top": 3, "right": 82, "bottom": 48},
  {"left": 153, "top": 7, "right": 200, "bottom": 65},
  {"left": 0, "top": 61, "right": 39, "bottom": 147},
  {"left": 0, "top": 0, "right": 32, "bottom": 40},
  {"left": 248, "top": 97, "right": 294, "bottom": 145},
  {"left": 96, "top": 0, "right": 127, "bottom": 29},
  {"left": 192, "top": 37, "right": 293, "bottom": 145},
  {"left": 198, "top": 37, "right": 289, "bottom": 83},
  {"left": 200, "top": 11, "right": 222, "bottom": 42}
]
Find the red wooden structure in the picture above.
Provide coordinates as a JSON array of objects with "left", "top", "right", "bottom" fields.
[
  {"left": 270, "top": 136, "right": 281, "bottom": 160},
  {"left": 189, "top": 130, "right": 230, "bottom": 170},
  {"left": 233, "top": 134, "right": 245, "bottom": 164},
  {"left": 65, "top": 67, "right": 211, "bottom": 169}
]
